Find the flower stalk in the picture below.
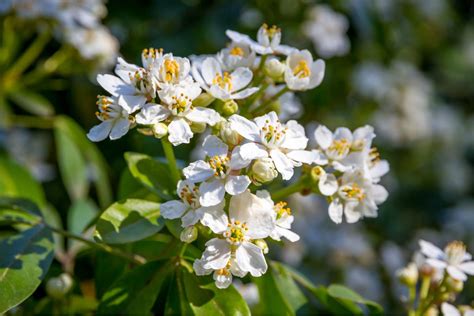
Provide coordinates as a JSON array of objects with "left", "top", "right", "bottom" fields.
[{"left": 161, "top": 138, "right": 181, "bottom": 185}]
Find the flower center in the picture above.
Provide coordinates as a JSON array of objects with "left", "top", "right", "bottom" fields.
[
  {"left": 263, "top": 23, "right": 281, "bottom": 40},
  {"left": 95, "top": 95, "right": 113, "bottom": 120},
  {"left": 213, "top": 72, "right": 233, "bottom": 91},
  {"left": 142, "top": 47, "right": 163, "bottom": 62},
  {"left": 128, "top": 68, "right": 153, "bottom": 93},
  {"left": 224, "top": 220, "right": 248, "bottom": 245},
  {"left": 293, "top": 60, "right": 311, "bottom": 78},
  {"left": 445, "top": 241, "right": 466, "bottom": 265},
  {"left": 179, "top": 184, "right": 199, "bottom": 208},
  {"left": 170, "top": 93, "right": 193, "bottom": 114},
  {"left": 261, "top": 119, "right": 287, "bottom": 146},
  {"left": 328, "top": 138, "right": 351, "bottom": 157},
  {"left": 274, "top": 201, "right": 291, "bottom": 220},
  {"left": 229, "top": 46, "right": 244, "bottom": 57},
  {"left": 341, "top": 183, "right": 365, "bottom": 201},
  {"left": 163, "top": 59, "right": 180, "bottom": 82},
  {"left": 208, "top": 155, "right": 230, "bottom": 178}
]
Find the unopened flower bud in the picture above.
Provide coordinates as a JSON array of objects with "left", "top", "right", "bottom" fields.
[
  {"left": 420, "top": 264, "right": 435, "bottom": 277},
  {"left": 192, "top": 92, "right": 215, "bottom": 107},
  {"left": 446, "top": 276, "right": 463, "bottom": 293},
  {"left": 425, "top": 306, "right": 439, "bottom": 316},
  {"left": 310, "top": 166, "right": 326, "bottom": 183},
  {"left": 264, "top": 58, "right": 286, "bottom": 80},
  {"left": 152, "top": 123, "right": 168, "bottom": 138},
  {"left": 251, "top": 158, "right": 278, "bottom": 184},
  {"left": 397, "top": 262, "right": 419, "bottom": 286},
  {"left": 218, "top": 120, "right": 241, "bottom": 146},
  {"left": 180, "top": 226, "right": 198, "bottom": 243},
  {"left": 137, "top": 127, "right": 154, "bottom": 136},
  {"left": 254, "top": 239, "right": 269, "bottom": 254},
  {"left": 217, "top": 100, "right": 238, "bottom": 116},
  {"left": 191, "top": 122, "right": 207, "bottom": 133},
  {"left": 46, "top": 273, "right": 73, "bottom": 299}
]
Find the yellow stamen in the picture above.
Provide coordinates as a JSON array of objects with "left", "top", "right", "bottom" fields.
[
  {"left": 293, "top": 60, "right": 310, "bottom": 78},
  {"left": 229, "top": 46, "right": 244, "bottom": 56},
  {"left": 164, "top": 59, "right": 180, "bottom": 82},
  {"left": 212, "top": 72, "right": 233, "bottom": 91}
]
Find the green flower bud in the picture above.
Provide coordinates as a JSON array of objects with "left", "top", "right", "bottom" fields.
[
  {"left": 397, "top": 262, "right": 419, "bottom": 286},
  {"left": 192, "top": 92, "right": 215, "bottom": 107},
  {"left": 446, "top": 276, "right": 464, "bottom": 293},
  {"left": 310, "top": 166, "right": 326, "bottom": 183},
  {"left": 216, "top": 99, "right": 239, "bottom": 117},
  {"left": 254, "top": 239, "right": 269, "bottom": 254},
  {"left": 46, "top": 273, "right": 73, "bottom": 300},
  {"left": 180, "top": 226, "right": 198, "bottom": 243},
  {"left": 251, "top": 158, "right": 278, "bottom": 184},
  {"left": 218, "top": 120, "right": 241, "bottom": 146},
  {"left": 152, "top": 123, "right": 168, "bottom": 138},
  {"left": 264, "top": 58, "right": 286, "bottom": 81},
  {"left": 191, "top": 122, "right": 207, "bottom": 133}
]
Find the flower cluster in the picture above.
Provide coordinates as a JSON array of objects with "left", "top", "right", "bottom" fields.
[
  {"left": 89, "top": 24, "right": 390, "bottom": 289},
  {"left": 2, "top": 0, "right": 118, "bottom": 68},
  {"left": 397, "top": 240, "right": 474, "bottom": 315}
]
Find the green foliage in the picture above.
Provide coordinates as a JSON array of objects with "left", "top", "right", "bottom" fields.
[
  {"left": 8, "top": 88, "right": 54, "bottom": 116},
  {"left": 94, "top": 199, "right": 164, "bottom": 244}
]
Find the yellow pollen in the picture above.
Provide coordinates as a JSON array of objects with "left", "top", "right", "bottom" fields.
[
  {"left": 164, "top": 59, "right": 180, "bottom": 82},
  {"left": 142, "top": 47, "right": 163, "bottom": 59},
  {"left": 293, "top": 60, "right": 310, "bottom": 78},
  {"left": 342, "top": 183, "right": 365, "bottom": 201},
  {"left": 329, "top": 138, "right": 351, "bottom": 156},
  {"left": 369, "top": 147, "right": 380, "bottom": 164},
  {"left": 212, "top": 72, "right": 233, "bottom": 91},
  {"left": 208, "top": 155, "right": 230, "bottom": 177},
  {"left": 275, "top": 201, "right": 291, "bottom": 219},
  {"left": 262, "top": 23, "right": 281, "bottom": 38},
  {"left": 229, "top": 46, "right": 244, "bottom": 56}
]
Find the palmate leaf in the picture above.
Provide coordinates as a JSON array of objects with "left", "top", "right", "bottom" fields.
[
  {"left": 0, "top": 199, "right": 55, "bottom": 314},
  {"left": 95, "top": 199, "right": 165, "bottom": 244}
]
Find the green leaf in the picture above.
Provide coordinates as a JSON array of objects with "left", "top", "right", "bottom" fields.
[
  {"left": 9, "top": 89, "right": 54, "bottom": 116},
  {"left": 67, "top": 199, "right": 98, "bottom": 250},
  {"left": 253, "top": 261, "right": 309, "bottom": 315},
  {"left": 125, "top": 152, "right": 175, "bottom": 199},
  {"left": 94, "top": 252, "right": 128, "bottom": 299},
  {"left": 0, "top": 223, "right": 55, "bottom": 313},
  {"left": 95, "top": 199, "right": 164, "bottom": 244},
  {"left": 182, "top": 268, "right": 251, "bottom": 316},
  {"left": 54, "top": 126, "right": 89, "bottom": 201},
  {"left": 54, "top": 116, "right": 112, "bottom": 209},
  {"left": 97, "top": 260, "right": 172, "bottom": 315},
  {"left": 327, "top": 284, "right": 383, "bottom": 315},
  {"left": 0, "top": 197, "right": 42, "bottom": 225},
  {"left": 118, "top": 168, "right": 159, "bottom": 201}
]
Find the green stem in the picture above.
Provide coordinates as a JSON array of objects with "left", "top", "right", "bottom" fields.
[
  {"left": 23, "top": 46, "right": 70, "bottom": 86},
  {"left": 179, "top": 243, "right": 188, "bottom": 257},
  {"left": 271, "top": 177, "right": 307, "bottom": 201},
  {"left": 251, "top": 86, "right": 289, "bottom": 115},
  {"left": 408, "top": 285, "right": 416, "bottom": 316},
  {"left": 416, "top": 273, "right": 447, "bottom": 316},
  {"left": 4, "top": 31, "right": 51, "bottom": 87},
  {"left": 162, "top": 138, "right": 181, "bottom": 185},
  {"left": 46, "top": 225, "right": 146, "bottom": 265}
]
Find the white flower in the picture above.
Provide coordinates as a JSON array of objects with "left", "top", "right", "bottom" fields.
[
  {"left": 311, "top": 166, "right": 338, "bottom": 196},
  {"left": 97, "top": 57, "right": 155, "bottom": 113},
  {"left": 226, "top": 24, "right": 296, "bottom": 55},
  {"left": 284, "top": 49, "right": 325, "bottom": 91},
  {"left": 193, "top": 257, "right": 246, "bottom": 289},
  {"left": 419, "top": 240, "right": 474, "bottom": 281},
  {"left": 194, "top": 191, "right": 275, "bottom": 283},
  {"left": 313, "top": 125, "right": 375, "bottom": 172},
  {"left": 257, "top": 190, "right": 299, "bottom": 242},
  {"left": 217, "top": 42, "right": 256, "bottom": 71},
  {"left": 302, "top": 5, "right": 350, "bottom": 58},
  {"left": 154, "top": 53, "right": 191, "bottom": 87},
  {"left": 441, "top": 303, "right": 474, "bottom": 316},
  {"left": 183, "top": 135, "right": 251, "bottom": 206},
  {"left": 192, "top": 57, "right": 258, "bottom": 101},
  {"left": 328, "top": 170, "right": 388, "bottom": 224},
  {"left": 87, "top": 95, "right": 133, "bottom": 141},
  {"left": 229, "top": 111, "right": 316, "bottom": 180},
  {"left": 135, "top": 80, "right": 220, "bottom": 145},
  {"left": 160, "top": 180, "right": 227, "bottom": 232}
]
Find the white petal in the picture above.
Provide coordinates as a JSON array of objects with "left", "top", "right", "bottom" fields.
[
  {"left": 225, "top": 175, "right": 251, "bottom": 195},
  {"left": 168, "top": 118, "right": 193, "bottom": 146},
  {"left": 239, "top": 142, "right": 268, "bottom": 161},
  {"left": 202, "top": 135, "right": 228, "bottom": 157},
  {"left": 236, "top": 242, "right": 267, "bottom": 277},
  {"left": 229, "top": 114, "right": 260, "bottom": 142},
  {"left": 308, "top": 59, "right": 325, "bottom": 89},
  {"left": 229, "top": 259, "right": 247, "bottom": 278},
  {"left": 226, "top": 30, "right": 254, "bottom": 46},
  {"left": 314, "top": 125, "right": 333, "bottom": 149},
  {"left": 118, "top": 94, "right": 147, "bottom": 113},
  {"left": 344, "top": 202, "right": 361, "bottom": 223},
  {"left": 193, "top": 259, "right": 212, "bottom": 276},
  {"left": 183, "top": 160, "right": 214, "bottom": 182},
  {"left": 313, "top": 149, "right": 328, "bottom": 165},
  {"left": 87, "top": 120, "right": 113, "bottom": 142},
  {"left": 286, "top": 150, "right": 316, "bottom": 164},
  {"left": 419, "top": 240, "right": 445, "bottom": 259},
  {"left": 160, "top": 200, "right": 187, "bottom": 219},
  {"left": 334, "top": 127, "right": 353, "bottom": 142},
  {"left": 274, "top": 227, "right": 300, "bottom": 242},
  {"left": 426, "top": 258, "right": 448, "bottom": 269},
  {"left": 319, "top": 173, "right": 338, "bottom": 196},
  {"left": 96, "top": 74, "right": 134, "bottom": 97},
  {"left": 213, "top": 271, "right": 232, "bottom": 289},
  {"left": 447, "top": 266, "right": 467, "bottom": 281},
  {"left": 231, "top": 87, "right": 259, "bottom": 99},
  {"left": 181, "top": 210, "right": 200, "bottom": 227},
  {"left": 110, "top": 118, "right": 131, "bottom": 140},
  {"left": 198, "top": 204, "right": 228, "bottom": 234},
  {"left": 370, "top": 160, "right": 390, "bottom": 181},
  {"left": 441, "top": 303, "right": 461, "bottom": 316},
  {"left": 199, "top": 179, "right": 226, "bottom": 207},
  {"left": 328, "top": 199, "right": 343, "bottom": 224},
  {"left": 201, "top": 57, "right": 221, "bottom": 85},
  {"left": 230, "top": 67, "right": 253, "bottom": 91},
  {"left": 270, "top": 149, "right": 294, "bottom": 180},
  {"left": 459, "top": 261, "right": 474, "bottom": 275},
  {"left": 136, "top": 103, "right": 170, "bottom": 125},
  {"left": 230, "top": 146, "right": 252, "bottom": 170},
  {"left": 371, "top": 184, "right": 389, "bottom": 204},
  {"left": 185, "top": 107, "right": 221, "bottom": 125},
  {"left": 202, "top": 238, "right": 231, "bottom": 270}
]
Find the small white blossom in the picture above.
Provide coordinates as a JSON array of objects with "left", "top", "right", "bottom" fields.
[
  {"left": 284, "top": 50, "right": 325, "bottom": 91},
  {"left": 419, "top": 240, "right": 474, "bottom": 281},
  {"left": 154, "top": 53, "right": 191, "bottom": 87},
  {"left": 217, "top": 42, "right": 256, "bottom": 71},
  {"left": 87, "top": 96, "right": 133, "bottom": 141},
  {"left": 193, "top": 257, "right": 247, "bottom": 289},
  {"left": 183, "top": 135, "right": 251, "bottom": 206},
  {"left": 229, "top": 111, "right": 316, "bottom": 180},
  {"left": 192, "top": 57, "right": 258, "bottom": 101}
]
